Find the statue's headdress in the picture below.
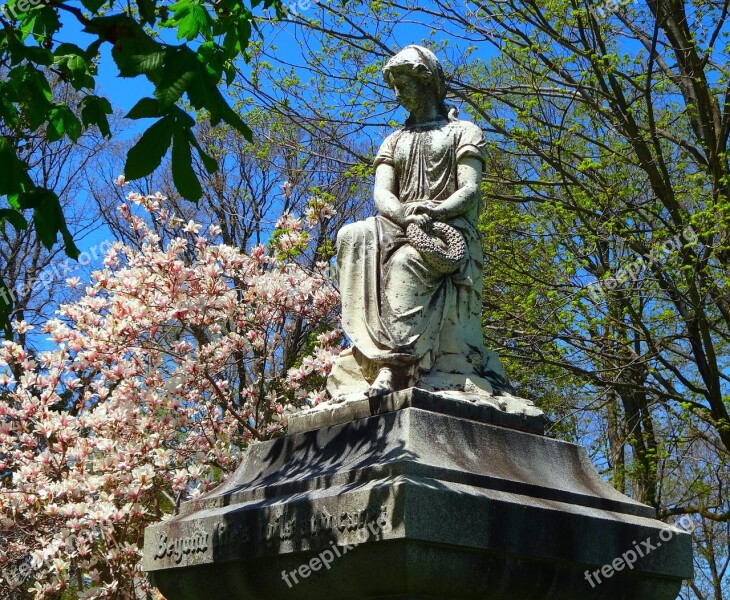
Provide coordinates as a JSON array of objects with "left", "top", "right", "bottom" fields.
[{"left": 383, "top": 45, "right": 458, "bottom": 125}]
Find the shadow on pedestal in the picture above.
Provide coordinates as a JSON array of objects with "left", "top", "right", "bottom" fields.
[{"left": 143, "top": 390, "right": 692, "bottom": 599}]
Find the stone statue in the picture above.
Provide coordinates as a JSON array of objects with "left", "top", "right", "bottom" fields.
[
  {"left": 325, "top": 45, "right": 538, "bottom": 416},
  {"left": 144, "top": 48, "right": 691, "bottom": 600}
]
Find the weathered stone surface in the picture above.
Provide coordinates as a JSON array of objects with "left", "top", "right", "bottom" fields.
[
  {"left": 325, "top": 45, "right": 540, "bottom": 421},
  {"left": 288, "top": 386, "right": 545, "bottom": 435},
  {"left": 143, "top": 408, "right": 692, "bottom": 599}
]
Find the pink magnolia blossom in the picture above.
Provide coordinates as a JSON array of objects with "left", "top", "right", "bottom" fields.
[{"left": 0, "top": 192, "right": 341, "bottom": 599}]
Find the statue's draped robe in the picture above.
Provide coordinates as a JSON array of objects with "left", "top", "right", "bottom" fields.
[{"left": 331, "top": 119, "right": 504, "bottom": 395}]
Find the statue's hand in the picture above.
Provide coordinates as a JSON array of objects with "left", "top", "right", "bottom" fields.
[
  {"left": 403, "top": 213, "right": 432, "bottom": 228},
  {"left": 410, "top": 200, "right": 442, "bottom": 219}
]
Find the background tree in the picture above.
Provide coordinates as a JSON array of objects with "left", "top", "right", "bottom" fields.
[
  {"left": 228, "top": 2, "right": 730, "bottom": 597},
  {"left": 0, "top": 80, "right": 113, "bottom": 341},
  {"left": 3, "top": 0, "right": 728, "bottom": 597},
  {"left": 0, "top": 0, "right": 288, "bottom": 333},
  {"left": 88, "top": 107, "right": 372, "bottom": 380},
  {"left": 0, "top": 192, "right": 340, "bottom": 599}
]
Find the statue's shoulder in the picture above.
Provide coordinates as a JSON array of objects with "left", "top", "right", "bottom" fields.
[
  {"left": 444, "top": 119, "right": 484, "bottom": 138},
  {"left": 378, "top": 127, "right": 408, "bottom": 147},
  {"left": 375, "top": 128, "right": 407, "bottom": 166},
  {"left": 384, "top": 126, "right": 408, "bottom": 141},
  {"left": 445, "top": 120, "right": 487, "bottom": 165}
]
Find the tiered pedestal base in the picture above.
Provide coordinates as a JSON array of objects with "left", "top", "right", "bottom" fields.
[{"left": 143, "top": 390, "right": 692, "bottom": 599}]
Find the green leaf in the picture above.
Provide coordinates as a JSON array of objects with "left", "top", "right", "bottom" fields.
[
  {"left": 0, "top": 276, "right": 14, "bottom": 338},
  {"left": 23, "top": 188, "right": 80, "bottom": 257},
  {"left": 9, "top": 66, "right": 53, "bottom": 130},
  {"left": 81, "top": 0, "right": 109, "bottom": 12},
  {"left": 47, "top": 105, "right": 83, "bottom": 142},
  {"left": 53, "top": 46, "right": 96, "bottom": 90},
  {"left": 0, "top": 209, "right": 28, "bottom": 231},
  {"left": 54, "top": 42, "right": 89, "bottom": 57},
  {"left": 26, "top": 4, "right": 61, "bottom": 42},
  {"left": 128, "top": 51, "right": 166, "bottom": 74},
  {"left": 80, "top": 95, "right": 113, "bottom": 137},
  {"left": 179, "top": 53, "right": 252, "bottom": 140},
  {"left": 17, "top": 13, "right": 37, "bottom": 40},
  {"left": 6, "top": 194, "right": 21, "bottom": 210},
  {"left": 188, "top": 135, "right": 219, "bottom": 174},
  {"left": 66, "top": 55, "right": 87, "bottom": 75},
  {"left": 237, "top": 20, "right": 252, "bottom": 50},
  {"left": 19, "top": 45, "right": 53, "bottom": 66},
  {"left": 30, "top": 192, "right": 60, "bottom": 251},
  {"left": 124, "top": 114, "right": 176, "bottom": 179},
  {"left": 125, "top": 97, "right": 163, "bottom": 119},
  {"left": 167, "top": 0, "right": 212, "bottom": 41},
  {"left": 19, "top": 66, "right": 53, "bottom": 102},
  {"left": 154, "top": 48, "right": 196, "bottom": 108},
  {"left": 0, "top": 84, "right": 20, "bottom": 129},
  {"left": 85, "top": 16, "right": 160, "bottom": 77},
  {"left": 171, "top": 126, "right": 202, "bottom": 201},
  {"left": 0, "top": 137, "right": 32, "bottom": 195},
  {"left": 137, "top": 0, "right": 156, "bottom": 24},
  {"left": 217, "top": 105, "right": 252, "bottom": 141}
]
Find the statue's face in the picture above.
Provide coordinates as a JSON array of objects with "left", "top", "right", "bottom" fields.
[{"left": 388, "top": 66, "right": 432, "bottom": 113}]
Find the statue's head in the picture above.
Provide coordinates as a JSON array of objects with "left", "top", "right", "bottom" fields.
[{"left": 383, "top": 45, "right": 453, "bottom": 124}]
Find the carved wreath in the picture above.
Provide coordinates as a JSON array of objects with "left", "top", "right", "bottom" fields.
[{"left": 406, "top": 222, "right": 468, "bottom": 274}]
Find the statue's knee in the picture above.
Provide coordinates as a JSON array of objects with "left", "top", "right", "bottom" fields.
[
  {"left": 336, "top": 222, "right": 362, "bottom": 249},
  {"left": 336, "top": 223, "right": 352, "bottom": 246},
  {"left": 391, "top": 245, "right": 421, "bottom": 269}
]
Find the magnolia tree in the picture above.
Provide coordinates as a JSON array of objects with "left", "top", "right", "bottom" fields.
[{"left": 0, "top": 191, "right": 341, "bottom": 599}]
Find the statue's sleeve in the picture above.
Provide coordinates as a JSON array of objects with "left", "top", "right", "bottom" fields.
[
  {"left": 456, "top": 122, "right": 487, "bottom": 168},
  {"left": 373, "top": 132, "right": 398, "bottom": 168}
]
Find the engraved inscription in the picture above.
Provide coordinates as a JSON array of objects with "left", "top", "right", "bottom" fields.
[
  {"left": 264, "top": 505, "right": 389, "bottom": 541},
  {"left": 150, "top": 504, "right": 391, "bottom": 566},
  {"left": 215, "top": 521, "right": 251, "bottom": 547},
  {"left": 154, "top": 526, "right": 209, "bottom": 563}
]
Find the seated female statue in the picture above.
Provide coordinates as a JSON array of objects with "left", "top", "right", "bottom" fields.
[{"left": 327, "top": 45, "right": 509, "bottom": 401}]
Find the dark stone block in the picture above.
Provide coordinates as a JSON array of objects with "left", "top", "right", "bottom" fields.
[{"left": 143, "top": 401, "right": 692, "bottom": 599}]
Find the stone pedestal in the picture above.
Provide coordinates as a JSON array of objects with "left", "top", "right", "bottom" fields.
[
  {"left": 288, "top": 386, "right": 545, "bottom": 436},
  {"left": 143, "top": 389, "right": 692, "bottom": 599}
]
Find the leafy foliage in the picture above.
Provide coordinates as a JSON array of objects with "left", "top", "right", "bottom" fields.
[
  {"left": 232, "top": 3, "right": 730, "bottom": 596},
  {"left": 0, "top": 0, "right": 288, "bottom": 334}
]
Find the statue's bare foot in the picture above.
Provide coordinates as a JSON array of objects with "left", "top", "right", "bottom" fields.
[{"left": 367, "top": 367, "right": 394, "bottom": 398}]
